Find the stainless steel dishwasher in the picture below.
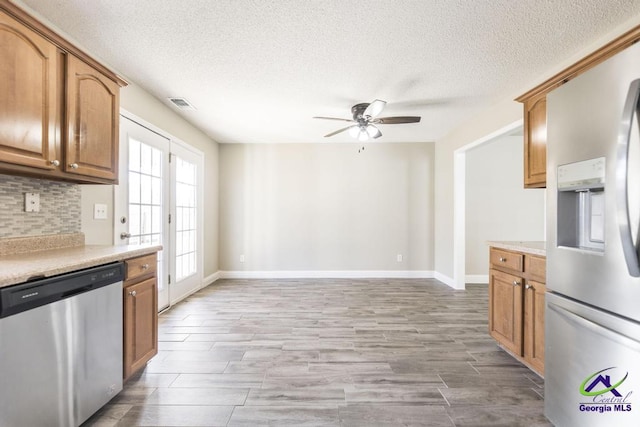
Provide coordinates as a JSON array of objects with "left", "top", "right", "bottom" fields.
[{"left": 0, "top": 262, "right": 124, "bottom": 427}]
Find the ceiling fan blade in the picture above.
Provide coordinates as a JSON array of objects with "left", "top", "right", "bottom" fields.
[
  {"left": 374, "top": 116, "right": 421, "bottom": 124},
  {"left": 324, "top": 125, "right": 357, "bottom": 138},
  {"left": 363, "top": 99, "right": 386, "bottom": 118},
  {"left": 313, "top": 116, "right": 354, "bottom": 122}
]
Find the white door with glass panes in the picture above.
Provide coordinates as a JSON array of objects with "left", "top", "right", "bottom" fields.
[
  {"left": 116, "top": 116, "right": 170, "bottom": 309},
  {"left": 169, "top": 142, "right": 203, "bottom": 303},
  {"left": 116, "top": 113, "right": 203, "bottom": 309}
]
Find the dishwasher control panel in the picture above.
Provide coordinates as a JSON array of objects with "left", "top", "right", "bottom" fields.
[{"left": 0, "top": 262, "right": 124, "bottom": 318}]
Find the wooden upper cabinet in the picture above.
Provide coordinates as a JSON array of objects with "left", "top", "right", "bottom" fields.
[
  {"left": 523, "top": 94, "right": 547, "bottom": 188},
  {"left": 0, "top": 1, "right": 126, "bottom": 183},
  {"left": 0, "top": 9, "right": 58, "bottom": 170},
  {"left": 516, "top": 24, "right": 640, "bottom": 190},
  {"left": 66, "top": 55, "right": 119, "bottom": 182}
]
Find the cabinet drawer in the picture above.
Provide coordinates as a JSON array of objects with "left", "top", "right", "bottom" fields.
[
  {"left": 525, "top": 255, "right": 546, "bottom": 283},
  {"left": 125, "top": 253, "right": 157, "bottom": 282},
  {"left": 490, "top": 248, "right": 523, "bottom": 272}
]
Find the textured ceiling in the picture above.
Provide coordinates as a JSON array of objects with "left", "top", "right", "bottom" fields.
[{"left": 16, "top": 0, "right": 640, "bottom": 144}]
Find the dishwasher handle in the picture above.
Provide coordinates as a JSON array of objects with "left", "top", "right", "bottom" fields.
[{"left": 0, "top": 262, "right": 124, "bottom": 318}]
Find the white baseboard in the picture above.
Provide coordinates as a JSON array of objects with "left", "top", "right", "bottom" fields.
[
  {"left": 206, "top": 269, "right": 471, "bottom": 291},
  {"left": 433, "top": 271, "right": 459, "bottom": 289},
  {"left": 217, "top": 270, "right": 435, "bottom": 279},
  {"left": 202, "top": 271, "right": 221, "bottom": 288},
  {"left": 465, "top": 274, "right": 489, "bottom": 284}
]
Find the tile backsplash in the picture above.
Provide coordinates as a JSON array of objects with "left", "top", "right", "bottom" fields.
[{"left": 0, "top": 174, "right": 81, "bottom": 238}]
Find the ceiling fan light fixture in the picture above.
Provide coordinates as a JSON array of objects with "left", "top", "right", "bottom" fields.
[
  {"left": 358, "top": 129, "right": 369, "bottom": 142},
  {"left": 349, "top": 125, "right": 360, "bottom": 138},
  {"left": 366, "top": 124, "right": 381, "bottom": 138}
]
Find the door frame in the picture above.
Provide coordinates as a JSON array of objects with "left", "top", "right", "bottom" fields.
[{"left": 452, "top": 119, "right": 523, "bottom": 289}]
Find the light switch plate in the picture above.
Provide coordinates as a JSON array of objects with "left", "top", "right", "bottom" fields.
[
  {"left": 94, "top": 203, "right": 108, "bottom": 220},
  {"left": 24, "top": 192, "right": 40, "bottom": 212}
]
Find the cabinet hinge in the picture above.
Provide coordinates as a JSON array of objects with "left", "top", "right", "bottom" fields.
[
  {"left": 168, "top": 274, "right": 171, "bottom": 285},
  {"left": 168, "top": 213, "right": 171, "bottom": 224}
]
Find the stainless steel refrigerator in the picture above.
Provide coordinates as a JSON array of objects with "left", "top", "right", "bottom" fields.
[{"left": 546, "top": 41, "right": 640, "bottom": 426}]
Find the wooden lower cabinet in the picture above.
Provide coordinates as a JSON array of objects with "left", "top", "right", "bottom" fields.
[
  {"left": 489, "top": 247, "right": 546, "bottom": 376},
  {"left": 123, "top": 253, "right": 158, "bottom": 381},
  {"left": 524, "top": 279, "right": 546, "bottom": 375},
  {"left": 489, "top": 269, "right": 523, "bottom": 355}
]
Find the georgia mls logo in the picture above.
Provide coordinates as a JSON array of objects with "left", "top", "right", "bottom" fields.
[{"left": 579, "top": 367, "right": 633, "bottom": 414}]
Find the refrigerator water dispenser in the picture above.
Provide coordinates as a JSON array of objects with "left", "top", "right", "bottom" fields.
[{"left": 557, "top": 157, "right": 606, "bottom": 252}]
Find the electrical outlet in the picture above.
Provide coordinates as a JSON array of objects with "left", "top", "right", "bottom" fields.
[
  {"left": 397, "top": 254, "right": 403, "bottom": 262},
  {"left": 24, "top": 192, "right": 40, "bottom": 212},
  {"left": 93, "top": 203, "right": 108, "bottom": 220},
  {"left": 240, "top": 254, "right": 245, "bottom": 263}
]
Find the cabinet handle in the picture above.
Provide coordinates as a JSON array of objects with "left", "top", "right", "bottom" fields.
[
  {"left": 50, "top": 159, "right": 60, "bottom": 167},
  {"left": 141, "top": 264, "right": 149, "bottom": 270},
  {"left": 129, "top": 290, "right": 137, "bottom": 297},
  {"left": 513, "top": 280, "right": 521, "bottom": 286},
  {"left": 69, "top": 163, "right": 79, "bottom": 169},
  {"left": 499, "top": 257, "right": 507, "bottom": 262},
  {"left": 525, "top": 284, "right": 534, "bottom": 290}
]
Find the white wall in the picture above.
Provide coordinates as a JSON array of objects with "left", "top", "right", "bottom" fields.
[
  {"left": 465, "top": 134, "right": 545, "bottom": 276},
  {"left": 218, "top": 142, "right": 434, "bottom": 274},
  {"left": 434, "top": 15, "right": 640, "bottom": 284},
  {"left": 81, "top": 82, "right": 220, "bottom": 277}
]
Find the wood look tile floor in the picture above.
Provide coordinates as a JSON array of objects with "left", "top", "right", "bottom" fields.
[{"left": 84, "top": 278, "right": 551, "bottom": 427}]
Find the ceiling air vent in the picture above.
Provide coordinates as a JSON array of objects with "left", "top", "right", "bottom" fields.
[{"left": 168, "top": 97, "right": 196, "bottom": 110}]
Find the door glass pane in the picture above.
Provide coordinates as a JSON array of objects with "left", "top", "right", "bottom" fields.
[
  {"left": 129, "top": 140, "right": 165, "bottom": 291},
  {"left": 175, "top": 156, "right": 197, "bottom": 281},
  {"left": 129, "top": 138, "right": 140, "bottom": 172}
]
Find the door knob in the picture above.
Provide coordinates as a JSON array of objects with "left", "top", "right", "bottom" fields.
[
  {"left": 69, "top": 163, "right": 79, "bottom": 169},
  {"left": 120, "top": 232, "right": 131, "bottom": 240},
  {"left": 129, "top": 290, "right": 137, "bottom": 297},
  {"left": 50, "top": 159, "right": 60, "bottom": 167},
  {"left": 513, "top": 280, "right": 521, "bottom": 286}
]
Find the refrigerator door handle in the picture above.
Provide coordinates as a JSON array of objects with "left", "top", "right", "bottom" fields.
[
  {"left": 548, "top": 300, "right": 640, "bottom": 349},
  {"left": 617, "top": 78, "right": 640, "bottom": 277}
]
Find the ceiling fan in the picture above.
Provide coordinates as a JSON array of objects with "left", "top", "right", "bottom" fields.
[{"left": 313, "top": 99, "right": 421, "bottom": 141}]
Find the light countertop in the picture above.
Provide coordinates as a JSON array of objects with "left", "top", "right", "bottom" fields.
[
  {"left": 0, "top": 244, "right": 161, "bottom": 288},
  {"left": 488, "top": 241, "right": 546, "bottom": 256}
]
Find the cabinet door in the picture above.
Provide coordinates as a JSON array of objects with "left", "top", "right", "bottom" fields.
[
  {"left": 123, "top": 277, "right": 158, "bottom": 380},
  {"left": 524, "top": 279, "right": 546, "bottom": 375},
  {"left": 523, "top": 94, "right": 547, "bottom": 188},
  {"left": 489, "top": 269, "right": 523, "bottom": 355},
  {"left": 0, "top": 10, "right": 58, "bottom": 170},
  {"left": 66, "top": 55, "right": 119, "bottom": 182}
]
